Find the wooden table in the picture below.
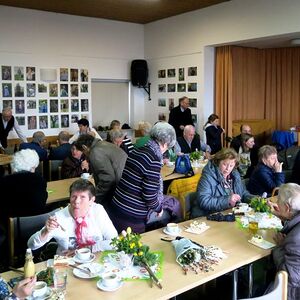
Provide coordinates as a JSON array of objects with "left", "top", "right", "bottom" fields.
[
  {"left": 161, "top": 163, "right": 204, "bottom": 181},
  {"left": 1, "top": 216, "right": 274, "bottom": 300},
  {"left": 0, "top": 154, "right": 13, "bottom": 166}
]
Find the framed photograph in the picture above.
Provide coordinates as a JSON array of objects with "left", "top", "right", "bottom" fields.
[
  {"left": 168, "top": 98, "right": 175, "bottom": 111},
  {"left": 158, "top": 98, "right": 166, "bottom": 107},
  {"left": 71, "top": 84, "right": 79, "bottom": 97},
  {"left": 61, "top": 115, "right": 69, "bottom": 128},
  {"left": 26, "top": 67, "right": 36, "bottom": 81},
  {"left": 38, "top": 84, "right": 47, "bottom": 93},
  {"left": 191, "top": 114, "right": 198, "bottom": 124},
  {"left": 60, "top": 99, "right": 69, "bottom": 113},
  {"left": 71, "top": 114, "right": 79, "bottom": 123},
  {"left": 81, "top": 99, "right": 89, "bottom": 112},
  {"left": 2, "top": 66, "right": 12, "bottom": 80},
  {"left": 14, "top": 66, "right": 24, "bottom": 81},
  {"left": 188, "top": 67, "right": 197, "bottom": 76},
  {"left": 178, "top": 68, "right": 185, "bottom": 81},
  {"left": 16, "top": 116, "right": 25, "bottom": 126},
  {"left": 167, "top": 84, "right": 176, "bottom": 93},
  {"left": 71, "top": 99, "right": 79, "bottom": 112},
  {"left": 15, "top": 100, "right": 25, "bottom": 114},
  {"left": 80, "top": 84, "right": 88, "bottom": 93},
  {"left": 189, "top": 98, "right": 197, "bottom": 108},
  {"left": 50, "top": 115, "right": 59, "bottom": 128},
  {"left": 167, "top": 69, "right": 176, "bottom": 78},
  {"left": 14, "top": 83, "right": 24, "bottom": 97},
  {"left": 60, "top": 84, "right": 68, "bottom": 97},
  {"left": 158, "top": 84, "right": 166, "bottom": 93},
  {"left": 26, "top": 83, "right": 36, "bottom": 97},
  {"left": 80, "top": 69, "right": 88, "bottom": 82},
  {"left": 158, "top": 112, "right": 167, "bottom": 121},
  {"left": 60, "top": 68, "right": 69, "bottom": 81},
  {"left": 39, "top": 116, "right": 48, "bottom": 129},
  {"left": 3, "top": 100, "right": 12, "bottom": 109},
  {"left": 2, "top": 83, "right": 12, "bottom": 97},
  {"left": 177, "top": 83, "right": 186, "bottom": 92},
  {"left": 39, "top": 99, "right": 48, "bottom": 113},
  {"left": 49, "top": 84, "right": 58, "bottom": 97},
  {"left": 81, "top": 114, "right": 89, "bottom": 120},
  {"left": 27, "top": 100, "right": 36, "bottom": 110},
  {"left": 71, "top": 69, "right": 78, "bottom": 82},
  {"left": 50, "top": 99, "right": 59, "bottom": 113},
  {"left": 158, "top": 70, "right": 166, "bottom": 78},
  {"left": 188, "top": 82, "right": 197, "bottom": 92},
  {"left": 28, "top": 116, "right": 37, "bottom": 130}
]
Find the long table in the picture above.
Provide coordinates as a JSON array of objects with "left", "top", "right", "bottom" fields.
[{"left": 1, "top": 216, "right": 274, "bottom": 300}]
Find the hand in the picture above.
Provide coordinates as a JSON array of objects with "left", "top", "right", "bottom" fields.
[
  {"left": 229, "top": 194, "right": 241, "bottom": 207},
  {"left": 179, "top": 125, "right": 184, "bottom": 130},
  {"left": 157, "top": 209, "right": 164, "bottom": 218},
  {"left": 274, "top": 161, "right": 283, "bottom": 173},
  {"left": 13, "top": 276, "right": 36, "bottom": 299},
  {"left": 273, "top": 232, "right": 286, "bottom": 246},
  {"left": 205, "top": 151, "right": 211, "bottom": 160},
  {"left": 42, "top": 216, "right": 60, "bottom": 237},
  {"left": 267, "top": 200, "right": 280, "bottom": 214},
  {"left": 81, "top": 160, "right": 89, "bottom": 170}
]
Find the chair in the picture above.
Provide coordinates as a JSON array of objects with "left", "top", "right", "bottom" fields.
[
  {"left": 48, "top": 160, "right": 63, "bottom": 181},
  {"left": 239, "top": 270, "right": 288, "bottom": 300},
  {"left": 271, "top": 187, "right": 280, "bottom": 197},
  {"left": 8, "top": 208, "right": 60, "bottom": 267}
]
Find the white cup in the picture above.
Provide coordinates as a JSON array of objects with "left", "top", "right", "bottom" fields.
[
  {"left": 102, "top": 272, "right": 119, "bottom": 287},
  {"left": 32, "top": 281, "right": 47, "bottom": 298},
  {"left": 166, "top": 161, "right": 174, "bottom": 167},
  {"left": 75, "top": 247, "right": 91, "bottom": 261},
  {"left": 81, "top": 173, "right": 90, "bottom": 180},
  {"left": 166, "top": 223, "right": 179, "bottom": 234}
]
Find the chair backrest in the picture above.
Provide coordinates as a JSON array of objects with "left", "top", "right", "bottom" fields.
[
  {"left": 48, "top": 160, "right": 63, "bottom": 181},
  {"left": 8, "top": 208, "right": 59, "bottom": 267},
  {"left": 239, "top": 271, "right": 288, "bottom": 300}
]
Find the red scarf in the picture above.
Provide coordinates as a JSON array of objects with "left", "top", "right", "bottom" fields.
[{"left": 75, "top": 216, "right": 95, "bottom": 248}]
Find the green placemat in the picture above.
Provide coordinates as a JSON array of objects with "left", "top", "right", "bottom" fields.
[{"left": 47, "top": 189, "right": 54, "bottom": 194}]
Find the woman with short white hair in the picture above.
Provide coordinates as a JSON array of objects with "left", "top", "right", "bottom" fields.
[{"left": 11, "top": 148, "right": 39, "bottom": 172}]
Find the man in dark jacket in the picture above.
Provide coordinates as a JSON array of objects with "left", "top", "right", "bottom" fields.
[{"left": 49, "top": 131, "right": 71, "bottom": 160}]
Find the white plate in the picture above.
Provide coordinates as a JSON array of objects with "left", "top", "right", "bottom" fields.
[
  {"left": 73, "top": 262, "right": 104, "bottom": 279},
  {"left": 27, "top": 287, "right": 53, "bottom": 300},
  {"left": 162, "top": 227, "right": 182, "bottom": 236},
  {"left": 248, "top": 239, "right": 275, "bottom": 250},
  {"left": 73, "top": 253, "right": 96, "bottom": 264},
  {"left": 97, "top": 279, "right": 124, "bottom": 292}
]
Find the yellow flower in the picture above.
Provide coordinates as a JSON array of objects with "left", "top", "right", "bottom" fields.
[
  {"left": 133, "top": 253, "right": 138, "bottom": 256},
  {"left": 126, "top": 227, "right": 132, "bottom": 234},
  {"left": 138, "top": 251, "right": 143, "bottom": 256},
  {"left": 130, "top": 242, "right": 136, "bottom": 249},
  {"left": 119, "top": 236, "right": 124, "bottom": 241},
  {"left": 138, "top": 242, "right": 142, "bottom": 247}
]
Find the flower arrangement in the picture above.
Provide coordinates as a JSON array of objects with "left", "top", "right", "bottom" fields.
[
  {"left": 189, "top": 150, "right": 203, "bottom": 161},
  {"left": 250, "top": 197, "right": 270, "bottom": 213}
]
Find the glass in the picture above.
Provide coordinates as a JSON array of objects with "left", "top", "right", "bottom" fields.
[
  {"left": 53, "top": 269, "right": 67, "bottom": 293},
  {"left": 248, "top": 220, "right": 259, "bottom": 235}
]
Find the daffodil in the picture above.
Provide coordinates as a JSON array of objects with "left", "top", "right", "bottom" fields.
[
  {"left": 130, "top": 242, "right": 136, "bottom": 249},
  {"left": 126, "top": 227, "right": 132, "bottom": 234},
  {"left": 138, "top": 242, "right": 143, "bottom": 247},
  {"left": 138, "top": 251, "right": 143, "bottom": 256}
]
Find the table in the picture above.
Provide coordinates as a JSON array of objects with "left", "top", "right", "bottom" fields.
[
  {"left": 1, "top": 216, "right": 274, "bottom": 300},
  {"left": 161, "top": 163, "right": 204, "bottom": 181},
  {"left": 0, "top": 154, "right": 13, "bottom": 166}
]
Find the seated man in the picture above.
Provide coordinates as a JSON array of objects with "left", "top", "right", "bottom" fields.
[
  {"left": 28, "top": 179, "right": 117, "bottom": 254},
  {"left": 174, "top": 125, "right": 211, "bottom": 158},
  {"left": 19, "top": 131, "right": 48, "bottom": 161},
  {"left": 48, "top": 131, "right": 71, "bottom": 160},
  {"left": 230, "top": 124, "right": 252, "bottom": 152},
  {"left": 69, "top": 118, "right": 102, "bottom": 144}
]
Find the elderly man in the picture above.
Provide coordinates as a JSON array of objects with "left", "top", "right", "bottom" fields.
[
  {"left": 230, "top": 124, "right": 252, "bottom": 152},
  {"left": 168, "top": 96, "right": 194, "bottom": 137},
  {"left": 76, "top": 134, "right": 127, "bottom": 206},
  {"left": 49, "top": 131, "right": 71, "bottom": 160},
  {"left": 175, "top": 125, "right": 211, "bottom": 158},
  {"left": 0, "top": 107, "right": 27, "bottom": 151},
  {"left": 19, "top": 131, "right": 48, "bottom": 161}
]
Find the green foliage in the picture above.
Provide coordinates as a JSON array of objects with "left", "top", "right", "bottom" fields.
[
  {"left": 189, "top": 150, "right": 203, "bottom": 161},
  {"left": 250, "top": 197, "right": 270, "bottom": 213},
  {"left": 37, "top": 267, "right": 54, "bottom": 286}
]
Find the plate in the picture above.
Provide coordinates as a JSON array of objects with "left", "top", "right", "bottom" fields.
[
  {"left": 27, "top": 287, "right": 53, "bottom": 300},
  {"left": 73, "top": 262, "right": 104, "bottom": 279},
  {"left": 73, "top": 253, "right": 96, "bottom": 264},
  {"left": 97, "top": 279, "right": 123, "bottom": 292},
  {"left": 162, "top": 227, "right": 182, "bottom": 236},
  {"left": 248, "top": 239, "right": 275, "bottom": 249}
]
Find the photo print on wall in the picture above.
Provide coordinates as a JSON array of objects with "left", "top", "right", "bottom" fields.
[
  {"left": 177, "top": 83, "right": 186, "bottom": 92},
  {"left": 2, "top": 66, "right": 12, "bottom": 80},
  {"left": 158, "top": 69, "right": 166, "bottom": 78},
  {"left": 189, "top": 98, "right": 197, "bottom": 108},
  {"left": 26, "top": 67, "right": 36, "bottom": 81},
  {"left": 188, "top": 67, "right": 197, "bottom": 76},
  {"left": 28, "top": 116, "right": 37, "bottom": 130},
  {"left": 178, "top": 68, "right": 184, "bottom": 81},
  {"left": 15, "top": 100, "right": 25, "bottom": 114},
  {"left": 16, "top": 116, "right": 25, "bottom": 126},
  {"left": 50, "top": 99, "right": 59, "bottom": 113},
  {"left": 15, "top": 83, "right": 24, "bottom": 97},
  {"left": 167, "top": 84, "right": 175, "bottom": 93},
  {"left": 168, "top": 98, "right": 174, "bottom": 111},
  {"left": 158, "top": 84, "right": 166, "bottom": 93},
  {"left": 60, "top": 68, "right": 69, "bottom": 81},
  {"left": 2, "top": 83, "right": 12, "bottom": 97},
  {"left": 167, "top": 69, "right": 175, "bottom": 78},
  {"left": 14, "top": 66, "right": 24, "bottom": 81},
  {"left": 158, "top": 98, "right": 166, "bottom": 107},
  {"left": 188, "top": 83, "right": 197, "bottom": 92}
]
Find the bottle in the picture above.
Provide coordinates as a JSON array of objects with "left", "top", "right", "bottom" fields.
[{"left": 24, "top": 248, "right": 35, "bottom": 278}]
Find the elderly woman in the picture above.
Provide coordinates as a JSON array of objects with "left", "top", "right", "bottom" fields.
[
  {"left": 28, "top": 179, "right": 117, "bottom": 254},
  {"left": 135, "top": 121, "right": 152, "bottom": 148},
  {"left": 61, "top": 142, "right": 89, "bottom": 179},
  {"left": 190, "top": 148, "right": 252, "bottom": 218},
  {"left": 268, "top": 183, "right": 300, "bottom": 300},
  {"left": 107, "top": 122, "right": 181, "bottom": 233},
  {"left": 247, "top": 145, "right": 285, "bottom": 197}
]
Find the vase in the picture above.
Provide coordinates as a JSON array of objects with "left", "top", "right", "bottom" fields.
[{"left": 117, "top": 251, "right": 134, "bottom": 270}]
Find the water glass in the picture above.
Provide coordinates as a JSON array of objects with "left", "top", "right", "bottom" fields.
[
  {"left": 248, "top": 220, "right": 259, "bottom": 236},
  {"left": 53, "top": 269, "right": 67, "bottom": 293}
]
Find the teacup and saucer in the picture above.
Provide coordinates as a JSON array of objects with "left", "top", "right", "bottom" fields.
[
  {"left": 97, "top": 272, "right": 123, "bottom": 292},
  {"left": 163, "top": 223, "right": 181, "bottom": 236},
  {"left": 74, "top": 248, "right": 95, "bottom": 263}
]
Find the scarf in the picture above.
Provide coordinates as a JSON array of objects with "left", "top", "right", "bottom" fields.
[{"left": 74, "top": 215, "right": 96, "bottom": 248}]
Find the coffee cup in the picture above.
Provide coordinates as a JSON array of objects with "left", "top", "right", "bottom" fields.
[
  {"left": 102, "top": 272, "right": 119, "bottom": 287},
  {"left": 166, "top": 223, "right": 179, "bottom": 234},
  {"left": 32, "top": 281, "right": 47, "bottom": 298},
  {"left": 75, "top": 247, "right": 91, "bottom": 261},
  {"left": 166, "top": 161, "right": 174, "bottom": 167},
  {"left": 81, "top": 173, "right": 90, "bottom": 180}
]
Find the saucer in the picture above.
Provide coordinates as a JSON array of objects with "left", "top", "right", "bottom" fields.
[
  {"left": 73, "top": 253, "right": 96, "bottom": 264},
  {"left": 73, "top": 262, "right": 104, "bottom": 279},
  {"left": 163, "top": 227, "right": 182, "bottom": 236},
  {"left": 97, "top": 279, "right": 123, "bottom": 292},
  {"left": 29, "top": 287, "right": 53, "bottom": 300}
]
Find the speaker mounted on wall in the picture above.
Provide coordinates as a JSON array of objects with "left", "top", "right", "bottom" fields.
[{"left": 131, "top": 59, "right": 151, "bottom": 100}]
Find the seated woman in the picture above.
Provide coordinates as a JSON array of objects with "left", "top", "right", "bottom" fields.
[
  {"left": 135, "top": 121, "right": 152, "bottom": 148},
  {"left": 237, "top": 133, "right": 258, "bottom": 178},
  {"left": 107, "top": 122, "right": 182, "bottom": 234},
  {"left": 61, "top": 142, "right": 89, "bottom": 179},
  {"left": 190, "top": 148, "right": 252, "bottom": 218},
  {"left": 247, "top": 145, "right": 285, "bottom": 197},
  {"left": 28, "top": 179, "right": 117, "bottom": 254},
  {"left": 268, "top": 183, "right": 300, "bottom": 299}
]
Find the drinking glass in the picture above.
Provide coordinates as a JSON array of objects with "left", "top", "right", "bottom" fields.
[
  {"left": 248, "top": 220, "right": 259, "bottom": 236},
  {"left": 53, "top": 269, "right": 67, "bottom": 294}
]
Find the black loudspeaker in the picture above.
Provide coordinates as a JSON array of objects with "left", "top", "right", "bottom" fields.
[{"left": 131, "top": 60, "right": 148, "bottom": 87}]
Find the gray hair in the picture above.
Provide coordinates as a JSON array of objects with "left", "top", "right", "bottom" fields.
[
  {"left": 138, "top": 121, "right": 152, "bottom": 136},
  {"left": 109, "top": 129, "right": 124, "bottom": 143},
  {"left": 258, "top": 145, "right": 277, "bottom": 162},
  {"left": 32, "top": 131, "right": 46, "bottom": 144},
  {"left": 58, "top": 131, "right": 70, "bottom": 143},
  {"left": 278, "top": 183, "right": 300, "bottom": 216},
  {"left": 11, "top": 149, "right": 39, "bottom": 172},
  {"left": 2, "top": 107, "right": 12, "bottom": 114},
  {"left": 150, "top": 122, "right": 176, "bottom": 148}
]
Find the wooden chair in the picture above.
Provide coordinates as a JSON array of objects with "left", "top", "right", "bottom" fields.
[
  {"left": 271, "top": 187, "right": 280, "bottom": 197},
  {"left": 239, "top": 270, "right": 288, "bottom": 300},
  {"left": 48, "top": 160, "right": 63, "bottom": 181}
]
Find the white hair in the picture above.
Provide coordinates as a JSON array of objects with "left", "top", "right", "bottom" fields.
[
  {"left": 11, "top": 149, "right": 40, "bottom": 173},
  {"left": 138, "top": 121, "right": 152, "bottom": 135},
  {"left": 150, "top": 121, "right": 176, "bottom": 148},
  {"left": 278, "top": 183, "right": 300, "bottom": 216}
]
